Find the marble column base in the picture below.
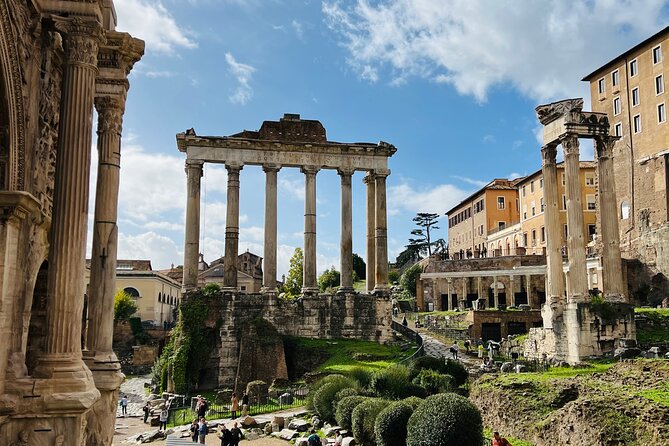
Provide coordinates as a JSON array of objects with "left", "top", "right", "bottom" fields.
[
  {"left": 260, "top": 287, "right": 278, "bottom": 295},
  {"left": 337, "top": 287, "right": 355, "bottom": 295},
  {"left": 301, "top": 286, "right": 319, "bottom": 295}
]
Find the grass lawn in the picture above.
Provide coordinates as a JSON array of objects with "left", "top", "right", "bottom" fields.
[{"left": 288, "top": 337, "right": 417, "bottom": 374}]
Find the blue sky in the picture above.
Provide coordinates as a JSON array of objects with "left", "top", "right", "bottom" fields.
[{"left": 95, "top": 0, "right": 669, "bottom": 278}]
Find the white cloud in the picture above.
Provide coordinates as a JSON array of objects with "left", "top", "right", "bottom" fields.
[
  {"left": 451, "top": 175, "right": 487, "bottom": 188},
  {"left": 225, "top": 53, "right": 256, "bottom": 105},
  {"left": 388, "top": 181, "right": 471, "bottom": 216},
  {"left": 292, "top": 19, "right": 305, "bottom": 40},
  {"left": 482, "top": 134, "right": 496, "bottom": 144},
  {"left": 114, "top": 0, "right": 197, "bottom": 54},
  {"left": 279, "top": 175, "right": 305, "bottom": 200},
  {"left": 117, "top": 231, "right": 182, "bottom": 270},
  {"left": 323, "top": 0, "right": 669, "bottom": 102}
]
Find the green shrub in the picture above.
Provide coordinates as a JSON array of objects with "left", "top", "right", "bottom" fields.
[
  {"left": 335, "top": 396, "right": 367, "bottom": 430},
  {"left": 306, "top": 374, "right": 347, "bottom": 410},
  {"left": 410, "top": 355, "right": 448, "bottom": 376},
  {"left": 402, "top": 396, "right": 424, "bottom": 410},
  {"left": 313, "top": 376, "right": 357, "bottom": 422},
  {"left": 412, "top": 369, "right": 455, "bottom": 395},
  {"left": 375, "top": 401, "right": 414, "bottom": 446},
  {"left": 348, "top": 367, "right": 373, "bottom": 389},
  {"left": 443, "top": 359, "right": 468, "bottom": 387},
  {"left": 351, "top": 398, "right": 387, "bottom": 445},
  {"left": 406, "top": 393, "right": 483, "bottom": 446},
  {"left": 369, "top": 365, "right": 426, "bottom": 399},
  {"left": 335, "top": 387, "right": 358, "bottom": 402}
]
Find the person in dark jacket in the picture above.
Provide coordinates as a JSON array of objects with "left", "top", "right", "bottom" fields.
[
  {"left": 229, "top": 422, "right": 243, "bottom": 446},
  {"left": 218, "top": 424, "right": 232, "bottom": 446}
]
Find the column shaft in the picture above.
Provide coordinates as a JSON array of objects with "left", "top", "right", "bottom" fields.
[
  {"left": 339, "top": 168, "right": 354, "bottom": 292},
  {"left": 447, "top": 279, "right": 453, "bottom": 311},
  {"left": 595, "top": 136, "right": 626, "bottom": 301},
  {"left": 541, "top": 144, "right": 566, "bottom": 308},
  {"left": 364, "top": 173, "right": 376, "bottom": 292},
  {"left": 509, "top": 276, "right": 515, "bottom": 307},
  {"left": 493, "top": 276, "right": 499, "bottom": 308},
  {"left": 224, "top": 164, "right": 243, "bottom": 289},
  {"left": 561, "top": 135, "right": 589, "bottom": 302},
  {"left": 302, "top": 166, "right": 319, "bottom": 293},
  {"left": 262, "top": 165, "right": 280, "bottom": 292},
  {"left": 37, "top": 22, "right": 102, "bottom": 382},
  {"left": 183, "top": 161, "right": 203, "bottom": 289},
  {"left": 87, "top": 96, "right": 124, "bottom": 356},
  {"left": 373, "top": 170, "right": 390, "bottom": 293}
]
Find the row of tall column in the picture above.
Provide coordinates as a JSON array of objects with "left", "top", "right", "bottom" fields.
[
  {"left": 183, "top": 165, "right": 390, "bottom": 294},
  {"left": 438, "top": 275, "right": 534, "bottom": 310},
  {"left": 541, "top": 133, "right": 625, "bottom": 308}
]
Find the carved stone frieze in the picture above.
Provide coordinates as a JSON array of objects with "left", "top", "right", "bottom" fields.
[
  {"left": 535, "top": 98, "right": 584, "bottom": 125},
  {"left": 560, "top": 134, "right": 580, "bottom": 157}
]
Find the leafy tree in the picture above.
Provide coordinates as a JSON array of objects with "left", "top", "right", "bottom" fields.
[
  {"left": 400, "top": 263, "right": 423, "bottom": 298},
  {"left": 282, "top": 247, "right": 303, "bottom": 298},
  {"left": 395, "top": 245, "right": 422, "bottom": 268},
  {"left": 318, "top": 266, "right": 341, "bottom": 291},
  {"left": 388, "top": 269, "right": 400, "bottom": 285},
  {"left": 352, "top": 253, "right": 366, "bottom": 280},
  {"left": 114, "top": 289, "right": 138, "bottom": 321},
  {"left": 408, "top": 212, "right": 441, "bottom": 257}
]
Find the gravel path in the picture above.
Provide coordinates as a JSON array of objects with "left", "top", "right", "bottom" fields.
[{"left": 117, "top": 375, "right": 151, "bottom": 418}]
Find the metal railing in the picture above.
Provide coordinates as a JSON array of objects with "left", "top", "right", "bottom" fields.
[{"left": 391, "top": 319, "right": 425, "bottom": 364}]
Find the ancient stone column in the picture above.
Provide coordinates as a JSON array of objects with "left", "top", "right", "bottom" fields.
[
  {"left": 364, "top": 173, "right": 376, "bottom": 292},
  {"left": 33, "top": 19, "right": 102, "bottom": 396},
  {"left": 302, "top": 166, "right": 319, "bottom": 294},
  {"left": 447, "top": 279, "right": 453, "bottom": 311},
  {"left": 493, "top": 275, "right": 499, "bottom": 308},
  {"left": 224, "top": 163, "right": 243, "bottom": 289},
  {"left": 373, "top": 169, "right": 390, "bottom": 293},
  {"left": 561, "top": 134, "right": 589, "bottom": 303},
  {"left": 477, "top": 277, "right": 482, "bottom": 299},
  {"left": 261, "top": 164, "right": 280, "bottom": 293},
  {"left": 525, "top": 273, "right": 533, "bottom": 307},
  {"left": 183, "top": 160, "right": 203, "bottom": 290},
  {"left": 509, "top": 275, "right": 515, "bottom": 307},
  {"left": 461, "top": 278, "right": 468, "bottom": 309},
  {"left": 541, "top": 143, "right": 566, "bottom": 310},
  {"left": 595, "top": 136, "right": 625, "bottom": 301},
  {"left": 338, "top": 168, "right": 355, "bottom": 293}
]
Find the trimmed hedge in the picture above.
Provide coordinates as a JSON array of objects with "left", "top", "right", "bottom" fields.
[
  {"left": 375, "top": 401, "right": 414, "bottom": 446},
  {"left": 348, "top": 367, "right": 373, "bottom": 388},
  {"left": 351, "top": 398, "right": 388, "bottom": 445},
  {"left": 335, "top": 396, "right": 367, "bottom": 430},
  {"left": 369, "top": 365, "right": 427, "bottom": 399},
  {"left": 412, "top": 369, "right": 455, "bottom": 395},
  {"left": 312, "top": 376, "right": 357, "bottom": 422},
  {"left": 306, "top": 374, "right": 347, "bottom": 410},
  {"left": 402, "top": 396, "right": 424, "bottom": 410},
  {"left": 443, "top": 359, "right": 468, "bottom": 387},
  {"left": 410, "top": 355, "right": 447, "bottom": 375},
  {"left": 406, "top": 393, "right": 483, "bottom": 446}
]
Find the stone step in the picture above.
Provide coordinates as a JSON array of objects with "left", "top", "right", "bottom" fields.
[{"left": 165, "top": 434, "right": 195, "bottom": 445}]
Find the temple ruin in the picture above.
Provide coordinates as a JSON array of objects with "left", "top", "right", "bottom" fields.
[
  {"left": 526, "top": 98, "right": 636, "bottom": 363},
  {"left": 0, "top": 1, "right": 143, "bottom": 444}
]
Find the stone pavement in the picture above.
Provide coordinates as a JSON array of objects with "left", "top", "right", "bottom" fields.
[
  {"left": 419, "top": 332, "right": 480, "bottom": 368},
  {"left": 117, "top": 375, "right": 151, "bottom": 418}
]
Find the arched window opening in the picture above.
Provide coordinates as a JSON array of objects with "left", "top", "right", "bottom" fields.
[{"left": 124, "top": 287, "right": 141, "bottom": 299}]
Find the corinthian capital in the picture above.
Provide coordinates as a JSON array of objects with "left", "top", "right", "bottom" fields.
[
  {"left": 55, "top": 17, "right": 104, "bottom": 67},
  {"left": 541, "top": 143, "right": 558, "bottom": 167},
  {"left": 594, "top": 135, "right": 618, "bottom": 160},
  {"left": 95, "top": 96, "right": 124, "bottom": 136},
  {"left": 560, "top": 134, "right": 580, "bottom": 158}
]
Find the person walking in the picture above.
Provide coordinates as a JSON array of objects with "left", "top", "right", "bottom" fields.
[
  {"left": 230, "top": 422, "right": 243, "bottom": 446},
  {"left": 159, "top": 408, "right": 168, "bottom": 431},
  {"left": 142, "top": 403, "right": 150, "bottom": 424},
  {"left": 241, "top": 392, "right": 249, "bottom": 417},
  {"left": 450, "top": 341, "right": 459, "bottom": 360},
  {"left": 196, "top": 396, "right": 208, "bottom": 419},
  {"left": 198, "top": 418, "right": 209, "bottom": 444},
  {"left": 230, "top": 393, "right": 240, "bottom": 419},
  {"left": 218, "top": 423, "right": 232, "bottom": 446},
  {"left": 190, "top": 419, "right": 199, "bottom": 443},
  {"left": 119, "top": 395, "right": 128, "bottom": 416}
]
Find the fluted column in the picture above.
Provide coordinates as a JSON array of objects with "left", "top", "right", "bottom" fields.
[
  {"left": 561, "top": 134, "right": 589, "bottom": 303},
  {"left": 224, "top": 163, "right": 243, "bottom": 289},
  {"left": 183, "top": 160, "right": 203, "bottom": 290},
  {"left": 262, "top": 164, "right": 280, "bottom": 293},
  {"left": 541, "top": 143, "right": 566, "bottom": 310},
  {"left": 373, "top": 169, "right": 390, "bottom": 293},
  {"left": 364, "top": 173, "right": 376, "bottom": 292},
  {"left": 595, "top": 136, "right": 626, "bottom": 302},
  {"left": 338, "top": 168, "right": 355, "bottom": 293},
  {"left": 34, "top": 19, "right": 102, "bottom": 391},
  {"left": 302, "top": 166, "right": 319, "bottom": 294},
  {"left": 86, "top": 96, "right": 124, "bottom": 357}
]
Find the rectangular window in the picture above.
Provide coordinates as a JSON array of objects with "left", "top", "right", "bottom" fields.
[
  {"left": 653, "top": 45, "right": 662, "bottom": 64},
  {"left": 633, "top": 114, "right": 641, "bottom": 133},
  {"left": 564, "top": 224, "right": 569, "bottom": 239},
  {"left": 659, "top": 103, "right": 666, "bottom": 123},
  {"left": 598, "top": 77, "right": 605, "bottom": 94},
  {"left": 522, "top": 185, "right": 526, "bottom": 197},
  {"left": 615, "top": 122, "right": 623, "bottom": 137},
  {"left": 630, "top": 59, "right": 638, "bottom": 77},
  {"left": 530, "top": 180, "right": 534, "bottom": 192},
  {"left": 656, "top": 75, "right": 664, "bottom": 95},
  {"left": 523, "top": 233, "right": 528, "bottom": 247},
  {"left": 522, "top": 205, "right": 527, "bottom": 220},
  {"left": 588, "top": 224, "right": 596, "bottom": 241},
  {"left": 541, "top": 226, "right": 546, "bottom": 243},
  {"left": 480, "top": 225, "right": 484, "bottom": 236},
  {"left": 632, "top": 87, "right": 640, "bottom": 106},
  {"left": 531, "top": 201, "right": 536, "bottom": 216},
  {"left": 612, "top": 69, "right": 619, "bottom": 87},
  {"left": 540, "top": 197, "right": 545, "bottom": 212},
  {"left": 561, "top": 172, "right": 565, "bottom": 186},
  {"left": 539, "top": 177, "right": 543, "bottom": 188},
  {"left": 586, "top": 194, "right": 596, "bottom": 210},
  {"left": 585, "top": 173, "right": 595, "bottom": 186},
  {"left": 613, "top": 96, "right": 621, "bottom": 115},
  {"left": 562, "top": 195, "right": 567, "bottom": 210},
  {"left": 498, "top": 221, "right": 506, "bottom": 229},
  {"left": 531, "top": 229, "right": 537, "bottom": 245},
  {"left": 497, "top": 196, "right": 505, "bottom": 209}
]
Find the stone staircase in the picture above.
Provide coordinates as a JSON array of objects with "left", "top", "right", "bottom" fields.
[{"left": 165, "top": 435, "right": 194, "bottom": 446}]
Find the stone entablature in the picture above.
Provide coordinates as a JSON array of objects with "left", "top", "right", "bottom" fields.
[{"left": 177, "top": 114, "right": 396, "bottom": 295}]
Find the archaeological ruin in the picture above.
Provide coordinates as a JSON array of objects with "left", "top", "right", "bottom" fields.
[
  {"left": 525, "top": 98, "right": 636, "bottom": 363},
  {"left": 0, "top": 1, "right": 143, "bottom": 444}
]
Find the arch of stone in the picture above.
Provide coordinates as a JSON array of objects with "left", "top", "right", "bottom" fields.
[
  {"left": 176, "top": 113, "right": 397, "bottom": 295},
  {"left": 528, "top": 98, "right": 635, "bottom": 364}
]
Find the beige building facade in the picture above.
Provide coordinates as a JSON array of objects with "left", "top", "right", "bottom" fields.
[
  {"left": 198, "top": 251, "right": 264, "bottom": 293},
  {"left": 516, "top": 162, "right": 598, "bottom": 256},
  {"left": 447, "top": 179, "right": 522, "bottom": 258},
  {"left": 583, "top": 26, "right": 669, "bottom": 302}
]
